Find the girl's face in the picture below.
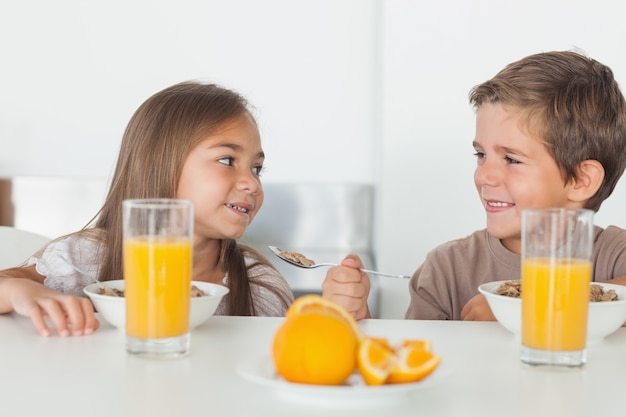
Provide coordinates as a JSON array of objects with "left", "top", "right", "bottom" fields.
[
  {"left": 177, "top": 113, "right": 265, "bottom": 242},
  {"left": 473, "top": 103, "right": 580, "bottom": 254}
]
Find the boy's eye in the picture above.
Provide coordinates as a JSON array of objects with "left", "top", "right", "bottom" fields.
[
  {"left": 505, "top": 156, "right": 521, "bottom": 164},
  {"left": 218, "top": 157, "right": 234, "bottom": 166},
  {"left": 253, "top": 165, "right": 265, "bottom": 176}
]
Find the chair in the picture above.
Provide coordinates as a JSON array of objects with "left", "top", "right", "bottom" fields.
[{"left": 0, "top": 226, "right": 51, "bottom": 270}]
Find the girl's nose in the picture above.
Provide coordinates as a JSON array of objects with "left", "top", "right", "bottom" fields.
[{"left": 237, "top": 170, "right": 261, "bottom": 194}]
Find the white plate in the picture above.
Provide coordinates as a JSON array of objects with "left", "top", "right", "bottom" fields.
[{"left": 237, "top": 355, "right": 451, "bottom": 404}]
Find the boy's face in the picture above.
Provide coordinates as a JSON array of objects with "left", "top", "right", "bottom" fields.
[{"left": 473, "top": 103, "right": 580, "bottom": 254}]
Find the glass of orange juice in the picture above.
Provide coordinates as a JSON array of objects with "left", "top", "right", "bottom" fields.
[
  {"left": 520, "top": 208, "right": 594, "bottom": 367},
  {"left": 123, "top": 199, "right": 193, "bottom": 358}
]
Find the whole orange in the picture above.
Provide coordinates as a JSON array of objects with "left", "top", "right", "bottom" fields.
[{"left": 272, "top": 309, "right": 359, "bottom": 385}]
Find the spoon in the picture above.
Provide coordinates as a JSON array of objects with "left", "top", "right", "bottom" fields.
[{"left": 268, "top": 246, "right": 411, "bottom": 279}]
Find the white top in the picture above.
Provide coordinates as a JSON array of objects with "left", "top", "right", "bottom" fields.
[
  {"left": 1, "top": 314, "right": 624, "bottom": 417},
  {"left": 26, "top": 235, "right": 293, "bottom": 316}
]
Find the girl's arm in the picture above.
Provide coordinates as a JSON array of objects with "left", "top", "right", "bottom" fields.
[
  {"left": 322, "top": 255, "right": 372, "bottom": 320},
  {"left": 0, "top": 266, "right": 99, "bottom": 336},
  {"left": 0, "top": 265, "right": 46, "bottom": 312}
]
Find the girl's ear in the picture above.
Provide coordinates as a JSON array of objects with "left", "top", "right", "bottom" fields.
[{"left": 568, "top": 160, "right": 605, "bottom": 203}]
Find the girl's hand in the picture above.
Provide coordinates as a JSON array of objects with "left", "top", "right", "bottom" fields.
[
  {"left": 2, "top": 278, "right": 100, "bottom": 337},
  {"left": 460, "top": 293, "right": 496, "bottom": 321},
  {"left": 321, "top": 254, "right": 371, "bottom": 320}
]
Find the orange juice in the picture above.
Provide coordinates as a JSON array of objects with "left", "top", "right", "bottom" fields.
[
  {"left": 521, "top": 258, "right": 591, "bottom": 351},
  {"left": 124, "top": 236, "right": 193, "bottom": 339}
]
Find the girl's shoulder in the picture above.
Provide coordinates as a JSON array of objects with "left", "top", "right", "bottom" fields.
[
  {"left": 239, "top": 244, "right": 279, "bottom": 271},
  {"left": 31, "top": 228, "right": 107, "bottom": 297},
  {"left": 32, "top": 228, "right": 106, "bottom": 258},
  {"left": 237, "top": 243, "right": 294, "bottom": 316}
]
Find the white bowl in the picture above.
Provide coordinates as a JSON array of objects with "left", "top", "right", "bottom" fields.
[
  {"left": 83, "top": 280, "right": 229, "bottom": 330},
  {"left": 479, "top": 280, "right": 626, "bottom": 343}
]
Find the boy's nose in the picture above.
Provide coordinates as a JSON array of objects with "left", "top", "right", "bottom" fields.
[{"left": 474, "top": 161, "right": 501, "bottom": 187}]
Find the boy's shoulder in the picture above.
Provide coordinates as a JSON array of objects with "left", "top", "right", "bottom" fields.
[
  {"left": 594, "top": 225, "right": 626, "bottom": 249},
  {"left": 424, "top": 229, "right": 492, "bottom": 263},
  {"left": 430, "top": 229, "right": 491, "bottom": 254},
  {"left": 596, "top": 224, "right": 626, "bottom": 237},
  {"left": 427, "top": 228, "right": 518, "bottom": 267}
]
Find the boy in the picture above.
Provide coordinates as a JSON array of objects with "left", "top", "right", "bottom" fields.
[{"left": 323, "top": 50, "right": 626, "bottom": 321}]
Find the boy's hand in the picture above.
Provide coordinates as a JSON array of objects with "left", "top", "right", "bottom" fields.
[
  {"left": 460, "top": 294, "right": 496, "bottom": 321},
  {"left": 3, "top": 278, "right": 100, "bottom": 337},
  {"left": 321, "top": 254, "right": 371, "bottom": 320}
]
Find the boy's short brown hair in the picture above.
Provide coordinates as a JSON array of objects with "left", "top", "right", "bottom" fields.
[{"left": 469, "top": 50, "right": 626, "bottom": 211}]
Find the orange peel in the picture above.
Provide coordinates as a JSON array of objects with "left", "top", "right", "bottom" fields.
[{"left": 272, "top": 295, "right": 361, "bottom": 385}]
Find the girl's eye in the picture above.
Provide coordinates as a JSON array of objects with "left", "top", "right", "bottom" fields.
[
  {"left": 473, "top": 151, "right": 486, "bottom": 159},
  {"left": 218, "top": 157, "right": 234, "bottom": 166},
  {"left": 505, "top": 156, "right": 521, "bottom": 164}
]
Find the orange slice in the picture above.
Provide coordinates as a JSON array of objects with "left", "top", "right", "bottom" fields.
[
  {"left": 385, "top": 344, "right": 441, "bottom": 384},
  {"left": 357, "top": 337, "right": 396, "bottom": 385},
  {"left": 286, "top": 294, "right": 362, "bottom": 340},
  {"left": 370, "top": 337, "right": 392, "bottom": 349},
  {"left": 398, "top": 339, "right": 432, "bottom": 352}
]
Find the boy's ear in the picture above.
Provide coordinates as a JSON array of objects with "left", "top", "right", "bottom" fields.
[{"left": 568, "top": 160, "right": 605, "bottom": 202}]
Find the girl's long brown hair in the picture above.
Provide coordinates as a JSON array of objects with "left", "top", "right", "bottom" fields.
[{"left": 84, "top": 81, "right": 284, "bottom": 315}]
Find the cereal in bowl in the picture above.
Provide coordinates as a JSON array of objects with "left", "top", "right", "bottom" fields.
[{"left": 493, "top": 281, "right": 618, "bottom": 302}]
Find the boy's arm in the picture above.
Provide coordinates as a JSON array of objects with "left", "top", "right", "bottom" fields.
[
  {"left": 460, "top": 294, "right": 496, "bottom": 321},
  {"left": 607, "top": 276, "right": 626, "bottom": 286},
  {"left": 604, "top": 277, "right": 626, "bottom": 326},
  {"left": 405, "top": 262, "right": 454, "bottom": 320}
]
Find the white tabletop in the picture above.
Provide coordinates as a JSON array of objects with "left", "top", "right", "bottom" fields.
[{"left": 2, "top": 313, "right": 625, "bottom": 417}]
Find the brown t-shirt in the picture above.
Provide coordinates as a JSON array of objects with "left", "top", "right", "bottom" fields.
[{"left": 405, "top": 226, "right": 626, "bottom": 320}]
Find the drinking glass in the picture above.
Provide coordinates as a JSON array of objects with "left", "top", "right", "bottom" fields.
[
  {"left": 123, "top": 199, "right": 194, "bottom": 358},
  {"left": 520, "top": 208, "right": 594, "bottom": 367}
]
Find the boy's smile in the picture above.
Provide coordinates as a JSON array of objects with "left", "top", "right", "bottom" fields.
[{"left": 472, "top": 103, "right": 578, "bottom": 254}]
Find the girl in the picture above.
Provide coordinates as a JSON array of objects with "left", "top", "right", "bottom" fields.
[{"left": 0, "top": 82, "right": 294, "bottom": 336}]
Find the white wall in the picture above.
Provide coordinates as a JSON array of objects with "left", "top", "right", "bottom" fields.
[
  {"left": 0, "top": 0, "right": 379, "bottom": 183},
  {"left": 2, "top": 0, "right": 626, "bottom": 318}
]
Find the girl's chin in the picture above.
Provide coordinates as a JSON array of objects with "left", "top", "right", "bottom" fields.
[
  {"left": 224, "top": 230, "right": 246, "bottom": 240},
  {"left": 201, "top": 229, "right": 245, "bottom": 241}
]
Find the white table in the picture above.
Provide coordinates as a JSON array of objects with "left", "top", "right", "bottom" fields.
[{"left": 2, "top": 313, "right": 625, "bottom": 417}]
